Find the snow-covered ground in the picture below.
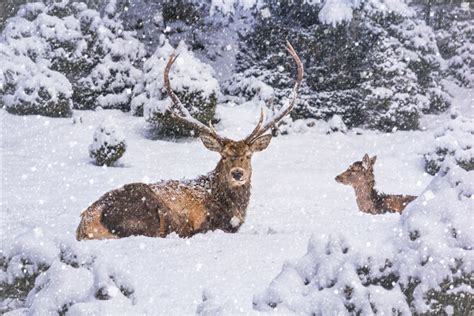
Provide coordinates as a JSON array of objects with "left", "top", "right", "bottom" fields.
[{"left": 1, "top": 85, "right": 472, "bottom": 314}]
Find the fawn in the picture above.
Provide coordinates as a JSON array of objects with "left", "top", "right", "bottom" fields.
[
  {"left": 76, "top": 42, "right": 303, "bottom": 240},
  {"left": 335, "top": 154, "right": 417, "bottom": 214}
]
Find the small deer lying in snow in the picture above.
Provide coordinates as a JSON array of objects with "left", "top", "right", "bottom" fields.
[
  {"left": 335, "top": 154, "right": 417, "bottom": 214},
  {"left": 76, "top": 42, "right": 303, "bottom": 240}
]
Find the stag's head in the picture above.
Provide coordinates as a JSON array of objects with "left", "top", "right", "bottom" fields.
[
  {"left": 335, "top": 154, "right": 377, "bottom": 186},
  {"left": 199, "top": 130, "right": 272, "bottom": 187},
  {"left": 164, "top": 42, "right": 304, "bottom": 187}
]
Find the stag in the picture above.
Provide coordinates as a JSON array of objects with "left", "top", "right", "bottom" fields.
[
  {"left": 335, "top": 154, "right": 417, "bottom": 214},
  {"left": 76, "top": 42, "right": 303, "bottom": 240}
]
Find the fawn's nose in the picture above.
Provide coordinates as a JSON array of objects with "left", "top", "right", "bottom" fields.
[{"left": 231, "top": 169, "right": 244, "bottom": 181}]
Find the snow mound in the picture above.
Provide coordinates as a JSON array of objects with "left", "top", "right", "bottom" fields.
[{"left": 279, "top": 115, "right": 347, "bottom": 135}]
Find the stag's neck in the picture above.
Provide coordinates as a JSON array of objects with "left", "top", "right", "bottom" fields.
[
  {"left": 352, "top": 178, "right": 380, "bottom": 214},
  {"left": 205, "top": 162, "right": 251, "bottom": 232}
]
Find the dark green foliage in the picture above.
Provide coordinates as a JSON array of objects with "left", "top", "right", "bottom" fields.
[{"left": 162, "top": 0, "right": 205, "bottom": 26}]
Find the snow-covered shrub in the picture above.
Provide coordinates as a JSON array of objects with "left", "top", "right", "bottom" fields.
[
  {"left": 4, "top": 68, "right": 73, "bottom": 117},
  {"left": 0, "top": 228, "right": 58, "bottom": 313},
  {"left": 0, "top": 2, "right": 80, "bottom": 116},
  {"left": 0, "top": 43, "right": 73, "bottom": 117},
  {"left": 395, "top": 163, "right": 473, "bottom": 314},
  {"left": 73, "top": 5, "right": 146, "bottom": 111},
  {"left": 89, "top": 118, "right": 127, "bottom": 166},
  {"left": 133, "top": 39, "right": 219, "bottom": 137},
  {"left": 424, "top": 115, "right": 474, "bottom": 175},
  {"left": 254, "top": 160, "right": 473, "bottom": 314},
  {"left": 1, "top": 231, "right": 137, "bottom": 314},
  {"left": 0, "top": 1, "right": 145, "bottom": 112},
  {"left": 229, "top": 1, "right": 451, "bottom": 132}
]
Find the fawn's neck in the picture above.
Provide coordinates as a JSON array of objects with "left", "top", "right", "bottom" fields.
[{"left": 352, "top": 177, "right": 379, "bottom": 214}]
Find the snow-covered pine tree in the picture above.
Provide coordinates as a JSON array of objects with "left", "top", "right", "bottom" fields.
[
  {"left": 229, "top": 0, "right": 451, "bottom": 132},
  {"left": 434, "top": 3, "right": 474, "bottom": 88},
  {"left": 388, "top": 9, "right": 450, "bottom": 114},
  {"left": 133, "top": 39, "right": 219, "bottom": 138},
  {"left": 361, "top": 14, "right": 421, "bottom": 131}
]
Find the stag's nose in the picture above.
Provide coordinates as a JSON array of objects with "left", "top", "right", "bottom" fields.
[
  {"left": 335, "top": 175, "right": 342, "bottom": 183},
  {"left": 231, "top": 169, "right": 244, "bottom": 181}
]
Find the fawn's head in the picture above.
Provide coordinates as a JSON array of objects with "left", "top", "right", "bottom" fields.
[
  {"left": 335, "top": 154, "right": 377, "bottom": 186},
  {"left": 163, "top": 42, "right": 303, "bottom": 187}
]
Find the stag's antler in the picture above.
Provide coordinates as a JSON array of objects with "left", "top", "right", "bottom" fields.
[
  {"left": 244, "top": 41, "right": 304, "bottom": 143},
  {"left": 164, "top": 41, "right": 303, "bottom": 142},
  {"left": 164, "top": 53, "right": 224, "bottom": 140}
]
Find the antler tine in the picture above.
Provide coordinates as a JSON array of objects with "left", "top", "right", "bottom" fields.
[
  {"left": 244, "top": 107, "right": 265, "bottom": 143},
  {"left": 209, "top": 120, "right": 220, "bottom": 137},
  {"left": 164, "top": 52, "right": 215, "bottom": 137},
  {"left": 245, "top": 41, "right": 304, "bottom": 143}
]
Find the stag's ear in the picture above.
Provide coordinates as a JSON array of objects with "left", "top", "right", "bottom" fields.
[
  {"left": 362, "top": 154, "right": 371, "bottom": 170},
  {"left": 370, "top": 155, "right": 377, "bottom": 166},
  {"left": 250, "top": 134, "right": 272, "bottom": 152},
  {"left": 200, "top": 133, "right": 222, "bottom": 152}
]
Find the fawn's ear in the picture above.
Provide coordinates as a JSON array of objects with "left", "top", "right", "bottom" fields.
[
  {"left": 250, "top": 134, "right": 272, "bottom": 152},
  {"left": 362, "top": 154, "right": 371, "bottom": 170},
  {"left": 200, "top": 133, "right": 222, "bottom": 152}
]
